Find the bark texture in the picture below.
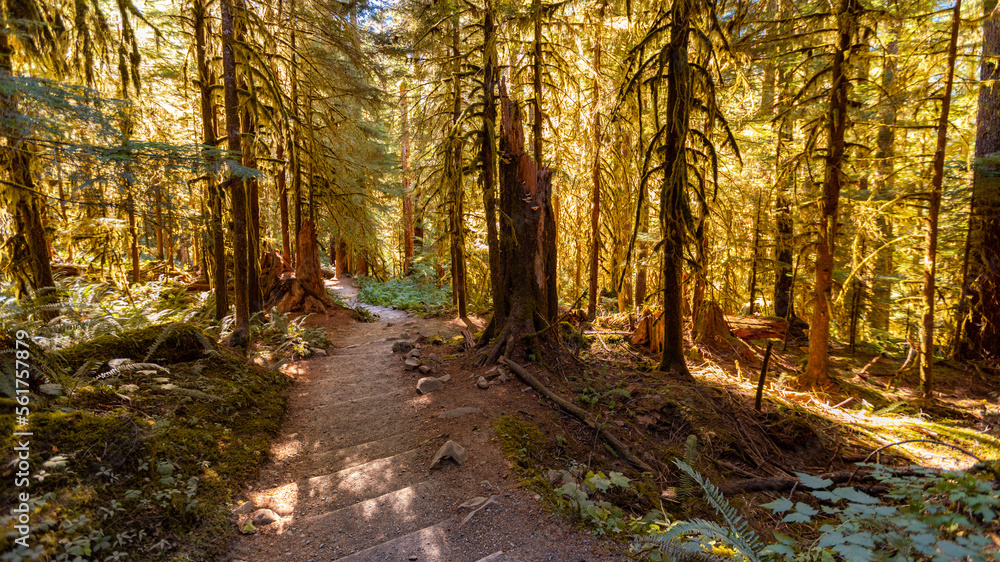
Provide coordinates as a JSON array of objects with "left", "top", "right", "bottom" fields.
[{"left": 482, "top": 82, "right": 558, "bottom": 364}]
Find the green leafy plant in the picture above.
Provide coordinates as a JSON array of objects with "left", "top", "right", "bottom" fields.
[
  {"left": 641, "top": 461, "right": 1000, "bottom": 562},
  {"left": 555, "top": 470, "right": 633, "bottom": 536},
  {"left": 760, "top": 464, "right": 999, "bottom": 561},
  {"left": 651, "top": 460, "right": 765, "bottom": 561}
]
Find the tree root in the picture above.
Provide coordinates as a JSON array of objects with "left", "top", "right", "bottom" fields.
[{"left": 499, "top": 357, "right": 654, "bottom": 473}]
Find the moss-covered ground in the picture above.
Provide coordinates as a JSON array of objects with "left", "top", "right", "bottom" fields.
[{"left": 1, "top": 323, "right": 290, "bottom": 561}]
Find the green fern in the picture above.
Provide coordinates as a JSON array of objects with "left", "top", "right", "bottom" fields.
[
  {"left": 96, "top": 362, "right": 168, "bottom": 380},
  {"left": 193, "top": 330, "right": 218, "bottom": 356},
  {"left": 651, "top": 537, "right": 730, "bottom": 561},
  {"left": 658, "top": 520, "right": 753, "bottom": 561},
  {"left": 681, "top": 434, "right": 698, "bottom": 497},
  {"left": 662, "top": 460, "right": 764, "bottom": 562},
  {"left": 143, "top": 323, "right": 179, "bottom": 363},
  {"left": 873, "top": 400, "right": 906, "bottom": 416}
]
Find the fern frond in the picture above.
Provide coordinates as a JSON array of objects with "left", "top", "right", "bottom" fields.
[
  {"left": 73, "top": 359, "right": 100, "bottom": 380},
  {"left": 190, "top": 360, "right": 206, "bottom": 376},
  {"left": 659, "top": 519, "right": 759, "bottom": 562},
  {"left": 96, "top": 362, "right": 168, "bottom": 380},
  {"left": 681, "top": 435, "right": 698, "bottom": 496},
  {"left": 193, "top": 330, "right": 216, "bottom": 355},
  {"left": 674, "top": 459, "right": 764, "bottom": 561},
  {"left": 656, "top": 519, "right": 759, "bottom": 562},
  {"left": 642, "top": 533, "right": 728, "bottom": 561},
  {"left": 144, "top": 323, "right": 179, "bottom": 363},
  {"left": 873, "top": 400, "right": 905, "bottom": 416}
]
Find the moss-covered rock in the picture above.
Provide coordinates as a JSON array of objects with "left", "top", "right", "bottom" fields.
[{"left": 54, "top": 323, "right": 215, "bottom": 371}]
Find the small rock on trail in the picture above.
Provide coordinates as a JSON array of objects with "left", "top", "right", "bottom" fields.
[
  {"left": 430, "top": 440, "right": 468, "bottom": 468},
  {"left": 251, "top": 508, "right": 279, "bottom": 526},
  {"left": 416, "top": 377, "right": 443, "bottom": 394}
]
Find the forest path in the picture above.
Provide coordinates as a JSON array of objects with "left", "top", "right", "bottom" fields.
[{"left": 225, "top": 278, "right": 618, "bottom": 562}]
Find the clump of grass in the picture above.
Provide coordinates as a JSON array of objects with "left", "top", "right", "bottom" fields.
[
  {"left": 355, "top": 275, "right": 452, "bottom": 315},
  {"left": 493, "top": 415, "right": 547, "bottom": 471}
]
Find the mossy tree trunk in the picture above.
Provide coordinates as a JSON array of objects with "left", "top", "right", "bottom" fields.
[
  {"left": 221, "top": 0, "right": 250, "bottom": 346},
  {"left": 481, "top": 2, "right": 502, "bottom": 322},
  {"left": 657, "top": 0, "right": 694, "bottom": 380},
  {"left": 195, "top": 0, "right": 229, "bottom": 320},
  {"left": 0, "top": 16, "right": 56, "bottom": 319}
]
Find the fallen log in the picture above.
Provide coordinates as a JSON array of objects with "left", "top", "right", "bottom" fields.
[
  {"left": 499, "top": 357, "right": 653, "bottom": 473},
  {"left": 856, "top": 353, "right": 885, "bottom": 380},
  {"left": 725, "top": 315, "right": 788, "bottom": 341}
]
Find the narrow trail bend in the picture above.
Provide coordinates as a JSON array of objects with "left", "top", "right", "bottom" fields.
[{"left": 226, "top": 278, "right": 621, "bottom": 562}]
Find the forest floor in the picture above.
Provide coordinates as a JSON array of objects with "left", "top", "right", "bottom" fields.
[
  {"left": 225, "top": 278, "right": 1000, "bottom": 561},
  {"left": 225, "top": 277, "right": 625, "bottom": 561}
]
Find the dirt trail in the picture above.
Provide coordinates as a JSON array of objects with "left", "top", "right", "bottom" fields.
[{"left": 226, "top": 278, "right": 621, "bottom": 562}]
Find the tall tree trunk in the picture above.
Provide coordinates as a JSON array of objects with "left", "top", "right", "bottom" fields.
[
  {"left": 870, "top": 12, "right": 899, "bottom": 335},
  {"left": 692, "top": 189, "right": 708, "bottom": 319},
  {"left": 449, "top": 16, "right": 467, "bottom": 319},
  {"left": 290, "top": 0, "right": 302, "bottom": 267},
  {"left": 919, "top": 0, "right": 961, "bottom": 397},
  {"left": 747, "top": 193, "right": 762, "bottom": 314},
  {"left": 239, "top": 51, "right": 261, "bottom": 315},
  {"left": 401, "top": 81, "right": 415, "bottom": 276},
  {"left": 635, "top": 46, "right": 649, "bottom": 311},
  {"left": 128, "top": 194, "right": 140, "bottom": 283},
  {"left": 482, "top": 2, "right": 502, "bottom": 328},
  {"left": 658, "top": 0, "right": 693, "bottom": 380},
  {"left": 221, "top": 0, "right": 250, "bottom": 345},
  {"left": 532, "top": 0, "right": 543, "bottom": 166},
  {"left": 802, "top": 0, "right": 857, "bottom": 388},
  {"left": 277, "top": 126, "right": 291, "bottom": 265},
  {"left": 155, "top": 184, "right": 165, "bottom": 260},
  {"left": 587, "top": 6, "right": 604, "bottom": 320},
  {"left": 956, "top": 0, "right": 1000, "bottom": 360},
  {"left": 2, "top": 23, "right": 57, "bottom": 317},
  {"left": 194, "top": 2, "right": 228, "bottom": 318}
]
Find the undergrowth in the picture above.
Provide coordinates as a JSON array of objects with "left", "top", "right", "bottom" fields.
[{"left": 355, "top": 275, "right": 452, "bottom": 315}]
